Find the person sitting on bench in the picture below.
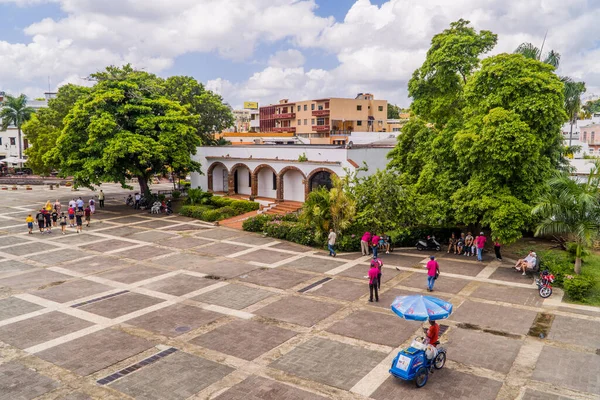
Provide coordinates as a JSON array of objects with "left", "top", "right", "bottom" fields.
[{"left": 515, "top": 250, "right": 537, "bottom": 275}]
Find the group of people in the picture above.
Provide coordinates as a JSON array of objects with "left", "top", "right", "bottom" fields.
[
  {"left": 26, "top": 194, "right": 104, "bottom": 235},
  {"left": 360, "top": 231, "right": 391, "bottom": 258},
  {"left": 447, "top": 232, "right": 498, "bottom": 262}
]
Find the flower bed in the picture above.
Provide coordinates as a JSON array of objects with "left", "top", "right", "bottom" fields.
[{"left": 180, "top": 195, "right": 259, "bottom": 223}]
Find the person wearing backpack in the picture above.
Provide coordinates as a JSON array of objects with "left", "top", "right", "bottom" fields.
[{"left": 35, "top": 209, "right": 45, "bottom": 234}]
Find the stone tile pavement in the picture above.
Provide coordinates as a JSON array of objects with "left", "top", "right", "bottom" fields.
[{"left": 0, "top": 184, "right": 599, "bottom": 399}]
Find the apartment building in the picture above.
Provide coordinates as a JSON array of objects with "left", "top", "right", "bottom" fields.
[{"left": 259, "top": 93, "right": 387, "bottom": 144}]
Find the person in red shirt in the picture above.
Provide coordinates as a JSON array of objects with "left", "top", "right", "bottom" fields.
[
  {"left": 371, "top": 233, "right": 380, "bottom": 258},
  {"left": 368, "top": 263, "right": 379, "bottom": 302},
  {"left": 426, "top": 320, "right": 440, "bottom": 347},
  {"left": 475, "top": 232, "right": 487, "bottom": 262},
  {"left": 361, "top": 231, "right": 372, "bottom": 256},
  {"left": 425, "top": 255, "right": 439, "bottom": 292}
]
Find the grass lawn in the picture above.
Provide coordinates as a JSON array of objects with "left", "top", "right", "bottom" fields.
[{"left": 503, "top": 237, "right": 600, "bottom": 307}]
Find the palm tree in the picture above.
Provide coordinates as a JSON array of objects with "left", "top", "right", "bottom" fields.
[
  {"left": 0, "top": 94, "right": 36, "bottom": 160},
  {"left": 563, "top": 78, "right": 586, "bottom": 146},
  {"left": 514, "top": 42, "right": 561, "bottom": 68},
  {"left": 532, "top": 162, "right": 600, "bottom": 274}
]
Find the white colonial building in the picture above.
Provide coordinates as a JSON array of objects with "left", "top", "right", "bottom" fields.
[{"left": 190, "top": 139, "right": 395, "bottom": 202}]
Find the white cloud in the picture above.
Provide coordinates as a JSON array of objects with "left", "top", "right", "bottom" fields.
[
  {"left": 268, "top": 49, "right": 306, "bottom": 68},
  {"left": 2, "top": 0, "right": 600, "bottom": 109}
]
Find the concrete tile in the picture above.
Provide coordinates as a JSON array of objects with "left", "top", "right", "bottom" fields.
[
  {"left": 488, "top": 267, "right": 533, "bottom": 283},
  {"left": 191, "top": 320, "right": 297, "bottom": 360},
  {"left": 532, "top": 346, "right": 600, "bottom": 394},
  {"left": 197, "top": 242, "right": 251, "bottom": 257},
  {"left": 96, "top": 265, "right": 168, "bottom": 284},
  {"left": 33, "top": 279, "right": 113, "bottom": 303},
  {"left": 129, "top": 230, "right": 178, "bottom": 242},
  {"left": 127, "top": 304, "right": 221, "bottom": 337},
  {"left": 79, "top": 292, "right": 164, "bottom": 319},
  {"left": 0, "top": 297, "right": 44, "bottom": 321},
  {"left": 37, "top": 328, "right": 154, "bottom": 376},
  {"left": 398, "top": 273, "right": 470, "bottom": 295},
  {"left": 192, "top": 283, "right": 273, "bottom": 309},
  {"left": 0, "top": 235, "right": 33, "bottom": 247},
  {"left": 61, "top": 256, "right": 132, "bottom": 275},
  {"left": 195, "top": 229, "right": 242, "bottom": 240},
  {"left": 153, "top": 252, "right": 206, "bottom": 269},
  {"left": 522, "top": 389, "right": 572, "bottom": 400},
  {"left": 234, "top": 235, "right": 276, "bottom": 246},
  {"left": 256, "top": 296, "right": 341, "bottom": 327},
  {"left": 110, "top": 351, "right": 234, "bottom": 400},
  {"left": 141, "top": 274, "right": 215, "bottom": 296},
  {"left": 0, "top": 260, "right": 36, "bottom": 275},
  {"left": 1, "top": 242, "right": 62, "bottom": 256},
  {"left": 234, "top": 249, "right": 295, "bottom": 264},
  {"left": 191, "top": 260, "right": 259, "bottom": 279},
  {"left": 0, "top": 362, "right": 60, "bottom": 400},
  {"left": 112, "top": 245, "right": 174, "bottom": 261},
  {"left": 0, "top": 269, "right": 71, "bottom": 291},
  {"left": 450, "top": 300, "right": 538, "bottom": 336},
  {"left": 309, "top": 279, "right": 367, "bottom": 302},
  {"left": 432, "top": 260, "right": 483, "bottom": 277},
  {"left": 100, "top": 226, "right": 144, "bottom": 237},
  {"left": 548, "top": 315, "right": 600, "bottom": 349},
  {"left": 135, "top": 219, "right": 181, "bottom": 229},
  {"left": 31, "top": 249, "right": 91, "bottom": 264},
  {"left": 337, "top": 264, "right": 401, "bottom": 283},
  {"left": 0, "top": 311, "right": 93, "bottom": 349},
  {"left": 79, "top": 239, "right": 137, "bottom": 253},
  {"left": 327, "top": 310, "right": 420, "bottom": 347},
  {"left": 239, "top": 268, "right": 313, "bottom": 289},
  {"left": 470, "top": 283, "right": 543, "bottom": 307},
  {"left": 271, "top": 337, "right": 387, "bottom": 390},
  {"left": 214, "top": 375, "right": 327, "bottom": 400},
  {"left": 165, "top": 223, "right": 206, "bottom": 231},
  {"left": 269, "top": 241, "right": 313, "bottom": 253},
  {"left": 162, "top": 236, "right": 213, "bottom": 249},
  {"left": 281, "top": 256, "right": 346, "bottom": 273}
]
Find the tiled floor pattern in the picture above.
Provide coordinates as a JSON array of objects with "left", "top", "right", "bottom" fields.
[{"left": 0, "top": 184, "right": 599, "bottom": 399}]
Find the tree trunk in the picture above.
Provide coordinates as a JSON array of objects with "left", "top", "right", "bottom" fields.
[
  {"left": 17, "top": 125, "right": 23, "bottom": 160},
  {"left": 574, "top": 244, "right": 582, "bottom": 275},
  {"left": 137, "top": 175, "right": 149, "bottom": 196}
]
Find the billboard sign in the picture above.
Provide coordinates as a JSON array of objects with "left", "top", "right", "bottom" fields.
[{"left": 243, "top": 101, "right": 258, "bottom": 109}]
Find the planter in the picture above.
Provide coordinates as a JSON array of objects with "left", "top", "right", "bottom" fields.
[
  {"left": 49, "top": 184, "right": 54, "bottom": 190},
  {"left": 1, "top": 187, "right": 7, "bottom": 190},
  {"left": 26, "top": 186, "right": 32, "bottom": 191},
  {"left": 11, "top": 186, "right": 17, "bottom": 190}
]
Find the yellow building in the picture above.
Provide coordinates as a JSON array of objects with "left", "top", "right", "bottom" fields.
[{"left": 259, "top": 93, "right": 387, "bottom": 144}]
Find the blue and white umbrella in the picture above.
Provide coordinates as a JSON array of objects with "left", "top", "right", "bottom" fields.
[{"left": 390, "top": 295, "right": 453, "bottom": 321}]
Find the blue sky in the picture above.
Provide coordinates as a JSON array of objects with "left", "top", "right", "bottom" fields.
[{"left": 1, "top": 0, "right": 600, "bottom": 108}]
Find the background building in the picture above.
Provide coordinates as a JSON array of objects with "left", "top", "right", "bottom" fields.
[
  {"left": 259, "top": 93, "right": 387, "bottom": 144},
  {"left": 225, "top": 101, "right": 260, "bottom": 133}
]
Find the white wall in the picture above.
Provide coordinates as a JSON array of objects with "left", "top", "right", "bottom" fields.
[
  {"left": 212, "top": 165, "right": 227, "bottom": 192},
  {"left": 236, "top": 166, "right": 251, "bottom": 195},
  {"left": 347, "top": 147, "right": 392, "bottom": 178},
  {"left": 283, "top": 170, "right": 305, "bottom": 201},
  {"left": 257, "top": 168, "right": 277, "bottom": 198}
]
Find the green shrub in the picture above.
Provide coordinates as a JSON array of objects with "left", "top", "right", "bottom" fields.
[
  {"left": 158, "top": 194, "right": 166, "bottom": 202},
  {"left": 538, "top": 250, "right": 572, "bottom": 286},
  {"left": 230, "top": 199, "right": 260, "bottom": 213},
  {"left": 179, "top": 205, "right": 213, "bottom": 219},
  {"left": 216, "top": 206, "right": 236, "bottom": 219},
  {"left": 171, "top": 190, "right": 181, "bottom": 200},
  {"left": 264, "top": 220, "right": 295, "bottom": 240},
  {"left": 210, "top": 196, "right": 234, "bottom": 208},
  {"left": 201, "top": 209, "right": 223, "bottom": 222},
  {"left": 286, "top": 223, "right": 315, "bottom": 246},
  {"left": 563, "top": 274, "right": 595, "bottom": 301},
  {"left": 336, "top": 233, "right": 361, "bottom": 252},
  {"left": 187, "top": 188, "right": 204, "bottom": 205},
  {"left": 242, "top": 214, "right": 272, "bottom": 232}
]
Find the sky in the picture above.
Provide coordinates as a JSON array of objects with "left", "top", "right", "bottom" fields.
[{"left": 1, "top": 0, "right": 600, "bottom": 109}]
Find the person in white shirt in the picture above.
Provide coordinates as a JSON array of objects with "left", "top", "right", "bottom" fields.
[
  {"left": 134, "top": 193, "right": 141, "bottom": 209},
  {"left": 327, "top": 229, "right": 337, "bottom": 257},
  {"left": 514, "top": 250, "right": 537, "bottom": 275}
]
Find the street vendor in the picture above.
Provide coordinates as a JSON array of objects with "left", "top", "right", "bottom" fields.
[{"left": 425, "top": 320, "right": 439, "bottom": 347}]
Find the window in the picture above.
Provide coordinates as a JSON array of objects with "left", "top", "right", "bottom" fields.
[
  {"left": 298, "top": 119, "right": 301, "bottom": 126},
  {"left": 378, "top": 106, "right": 383, "bottom": 111},
  {"left": 325, "top": 102, "right": 329, "bottom": 109},
  {"left": 592, "top": 132, "right": 596, "bottom": 143},
  {"left": 9, "top": 137, "right": 16, "bottom": 145},
  {"left": 357, "top": 121, "right": 362, "bottom": 126},
  {"left": 311, "top": 118, "right": 315, "bottom": 125},
  {"left": 318, "top": 105, "right": 323, "bottom": 110},
  {"left": 317, "top": 118, "right": 325, "bottom": 125},
  {"left": 368, "top": 106, "right": 371, "bottom": 110},
  {"left": 311, "top": 104, "right": 315, "bottom": 110},
  {"left": 248, "top": 171, "right": 252, "bottom": 187},
  {"left": 272, "top": 172, "right": 277, "bottom": 190},
  {"left": 304, "top": 119, "right": 307, "bottom": 125},
  {"left": 584, "top": 132, "right": 588, "bottom": 141},
  {"left": 357, "top": 105, "right": 362, "bottom": 111},
  {"left": 297, "top": 105, "right": 300, "bottom": 112},
  {"left": 304, "top": 105, "right": 307, "bottom": 111},
  {"left": 0, "top": 137, "right": 2, "bottom": 145}
]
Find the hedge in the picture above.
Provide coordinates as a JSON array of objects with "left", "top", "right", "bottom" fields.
[{"left": 179, "top": 196, "right": 258, "bottom": 222}]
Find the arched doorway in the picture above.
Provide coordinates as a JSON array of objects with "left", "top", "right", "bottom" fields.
[
  {"left": 207, "top": 162, "right": 228, "bottom": 192},
  {"left": 279, "top": 166, "right": 306, "bottom": 202},
  {"left": 230, "top": 163, "right": 251, "bottom": 195},
  {"left": 309, "top": 170, "right": 333, "bottom": 191},
  {"left": 253, "top": 164, "right": 278, "bottom": 198}
]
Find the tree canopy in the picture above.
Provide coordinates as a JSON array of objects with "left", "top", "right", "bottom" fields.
[{"left": 384, "top": 20, "right": 567, "bottom": 244}]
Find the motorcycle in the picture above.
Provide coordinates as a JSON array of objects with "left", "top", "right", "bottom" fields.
[
  {"left": 416, "top": 236, "right": 441, "bottom": 251},
  {"left": 535, "top": 269, "right": 555, "bottom": 298},
  {"left": 125, "top": 194, "right": 134, "bottom": 207}
]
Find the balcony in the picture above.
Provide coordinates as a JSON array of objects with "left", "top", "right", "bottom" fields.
[
  {"left": 273, "top": 113, "right": 296, "bottom": 119},
  {"left": 273, "top": 127, "right": 296, "bottom": 133},
  {"left": 312, "top": 125, "right": 330, "bottom": 132},
  {"left": 312, "top": 109, "right": 330, "bottom": 117}
]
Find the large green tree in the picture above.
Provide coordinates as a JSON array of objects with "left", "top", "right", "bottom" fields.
[
  {"left": 50, "top": 65, "right": 201, "bottom": 194},
  {"left": 0, "top": 94, "right": 35, "bottom": 160},
  {"left": 23, "top": 85, "right": 91, "bottom": 175},
  {"left": 514, "top": 42, "right": 561, "bottom": 68},
  {"left": 386, "top": 21, "right": 567, "bottom": 244}
]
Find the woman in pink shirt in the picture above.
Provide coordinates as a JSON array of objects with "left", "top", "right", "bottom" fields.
[
  {"left": 361, "top": 232, "right": 372, "bottom": 256},
  {"left": 475, "top": 232, "right": 487, "bottom": 262},
  {"left": 371, "top": 234, "right": 380, "bottom": 258},
  {"left": 426, "top": 255, "right": 439, "bottom": 292}
]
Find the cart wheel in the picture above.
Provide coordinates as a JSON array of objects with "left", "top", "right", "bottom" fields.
[
  {"left": 539, "top": 287, "right": 552, "bottom": 298},
  {"left": 414, "top": 366, "right": 428, "bottom": 388},
  {"left": 435, "top": 245, "right": 441, "bottom": 251},
  {"left": 434, "top": 351, "right": 446, "bottom": 369}
]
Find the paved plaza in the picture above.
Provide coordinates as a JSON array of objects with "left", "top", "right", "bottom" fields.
[{"left": 0, "top": 184, "right": 599, "bottom": 400}]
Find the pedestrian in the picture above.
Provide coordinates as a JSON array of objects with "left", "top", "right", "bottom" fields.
[
  {"left": 25, "top": 214, "right": 34, "bottom": 234},
  {"left": 69, "top": 198, "right": 76, "bottom": 210},
  {"left": 68, "top": 206, "right": 75, "bottom": 227},
  {"left": 425, "top": 255, "right": 439, "bottom": 292},
  {"left": 327, "top": 228, "right": 337, "bottom": 257},
  {"left": 59, "top": 212, "right": 68, "bottom": 235},
  {"left": 98, "top": 190, "right": 105, "bottom": 208},
  {"left": 371, "top": 233, "right": 380, "bottom": 259},
  {"left": 368, "top": 261, "right": 379, "bottom": 302},
  {"left": 44, "top": 200, "right": 53, "bottom": 213},
  {"left": 447, "top": 233, "right": 457, "bottom": 254},
  {"left": 134, "top": 193, "right": 141, "bottom": 209},
  {"left": 493, "top": 238, "right": 502, "bottom": 261},
  {"left": 361, "top": 231, "right": 371, "bottom": 256},
  {"left": 54, "top": 199, "right": 61, "bottom": 214},
  {"left": 84, "top": 205, "right": 91, "bottom": 227},
  {"left": 51, "top": 209, "right": 58, "bottom": 227},
  {"left": 76, "top": 197, "right": 84, "bottom": 211},
  {"left": 35, "top": 209, "right": 45, "bottom": 233},
  {"left": 89, "top": 198, "right": 96, "bottom": 214},
  {"left": 75, "top": 208, "right": 83, "bottom": 233},
  {"left": 373, "top": 257, "right": 383, "bottom": 290},
  {"left": 43, "top": 209, "right": 52, "bottom": 233},
  {"left": 475, "top": 232, "right": 487, "bottom": 262}
]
